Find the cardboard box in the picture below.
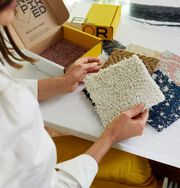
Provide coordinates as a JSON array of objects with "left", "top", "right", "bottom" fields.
[
  {"left": 82, "top": 4, "right": 121, "bottom": 40},
  {"left": 67, "top": 3, "right": 121, "bottom": 40},
  {"left": 66, "top": 1, "right": 92, "bottom": 31},
  {"left": 7, "top": 49, "right": 65, "bottom": 80},
  {"left": 9, "top": 0, "right": 102, "bottom": 66}
]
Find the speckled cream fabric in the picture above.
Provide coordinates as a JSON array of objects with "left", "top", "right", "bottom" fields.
[
  {"left": 103, "top": 49, "right": 159, "bottom": 75},
  {"left": 126, "top": 44, "right": 161, "bottom": 59},
  {"left": 84, "top": 55, "right": 165, "bottom": 126}
]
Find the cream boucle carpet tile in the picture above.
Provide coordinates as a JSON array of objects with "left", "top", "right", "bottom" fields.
[
  {"left": 84, "top": 55, "right": 165, "bottom": 127},
  {"left": 126, "top": 44, "right": 161, "bottom": 59}
]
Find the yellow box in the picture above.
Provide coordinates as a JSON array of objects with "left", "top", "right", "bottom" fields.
[
  {"left": 9, "top": 0, "right": 102, "bottom": 64},
  {"left": 82, "top": 4, "right": 121, "bottom": 40}
]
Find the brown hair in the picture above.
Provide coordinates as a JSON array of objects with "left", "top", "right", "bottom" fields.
[{"left": 0, "top": 0, "right": 35, "bottom": 69}]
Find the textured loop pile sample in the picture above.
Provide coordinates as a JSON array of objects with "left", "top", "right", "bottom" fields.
[
  {"left": 40, "top": 39, "right": 88, "bottom": 68},
  {"left": 126, "top": 44, "right": 161, "bottom": 59},
  {"left": 148, "top": 70, "right": 180, "bottom": 132},
  {"left": 159, "top": 51, "right": 180, "bottom": 86},
  {"left": 85, "top": 55, "right": 165, "bottom": 127},
  {"left": 103, "top": 49, "right": 160, "bottom": 75}
]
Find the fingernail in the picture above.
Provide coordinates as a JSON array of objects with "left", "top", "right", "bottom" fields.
[
  {"left": 145, "top": 109, "right": 149, "bottom": 113},
  {"left": 139, "top": 104, "right": 144, "bottom": 107},
  {"left": 136, "top": 104, "right": 143, "bottom": 108},
  {"left": 93, "top": 62, "right": 98, "bottom": 66}
]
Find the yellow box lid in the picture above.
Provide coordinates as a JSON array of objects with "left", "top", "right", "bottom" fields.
[{"left": 86, "top": 4, "right": 119, "bottom": 27}]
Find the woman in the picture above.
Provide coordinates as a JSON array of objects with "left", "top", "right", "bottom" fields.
[{"left": 0, "top": 1, "right": 160, "bottom": 188}]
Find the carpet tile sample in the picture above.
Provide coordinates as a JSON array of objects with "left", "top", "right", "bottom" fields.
[
  {"left": 126, "top": 44, "right": 161, "bottom": 58},
  {"left": 148, "top": 70, "right": 180, "bottom": 132},
  {"left": 103, "top": 40, "right": 126, "bottom": 56},
  {"left": 103, "top": 49, "right": 160, "bottom": 75},
  {"left": 85, "top": 55, "right": 165, "bottom": 126}
]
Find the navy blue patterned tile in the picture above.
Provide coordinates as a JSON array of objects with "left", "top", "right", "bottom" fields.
[{"left": 148, "top": 70, "right": 180, "bottom": 132}]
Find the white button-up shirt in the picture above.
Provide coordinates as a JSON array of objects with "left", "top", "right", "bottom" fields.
[{"left": 0, "top": 62, "right": 98, "bottom": 188}]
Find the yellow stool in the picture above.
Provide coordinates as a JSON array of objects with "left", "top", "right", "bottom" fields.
[{"left": 53, "top": 136, "right": 161, "bottom": 188}]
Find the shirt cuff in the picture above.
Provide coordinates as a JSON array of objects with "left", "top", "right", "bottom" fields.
[
  {"left": 56, "top": 154, "right": 98, "bottom": 188},
  {"left": 16, "top": 79, "right": 38, "bottom": 98}
]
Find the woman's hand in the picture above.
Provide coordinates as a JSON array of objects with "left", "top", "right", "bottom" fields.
[
  {"left": 63, "top": 57, "right": 102, "bottom": 92},
  {"left": 64, "top": 57, "right": 102, "bottom": 74},
  {"left": 38, "top": 57, "right": 101, "bottom": 101},
  {"left": 86, "top": 104, "right": 149, "bottom": 163},
  {"left": 103, "top": 104, "right": 149, "bottom": 145}
]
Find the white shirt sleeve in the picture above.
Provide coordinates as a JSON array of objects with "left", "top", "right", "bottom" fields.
[
  {"left": 0, "top": 67, "right": 98, "bottom": 188},
  {"left": 15, "top": 78, "right": 38, "bottom": 98},
  {"left": 56, "top": 154, "right": 98, "bottom": 188}
]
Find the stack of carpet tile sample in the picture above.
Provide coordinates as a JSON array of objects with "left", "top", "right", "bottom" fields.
[
  {"left": 84, "top": 44, "right": 180, "bottom": 132},
  {"left": 40, "top": 39, "right": 88, "bottom": 68}
]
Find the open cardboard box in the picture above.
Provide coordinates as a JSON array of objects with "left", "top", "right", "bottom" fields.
[
  {"left": 7, "top": 49, "right": 65, "bottom": 80},
  {"left": 9, "top": 0, "right": 102, "bottom": 69}
]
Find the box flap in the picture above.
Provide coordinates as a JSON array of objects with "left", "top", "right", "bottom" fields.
[
  {"left": 11, "top": 0, "right": 69, "bottom": 49},
  {"left": 85, "top": 4, "right": 118, "bottom": 27}
]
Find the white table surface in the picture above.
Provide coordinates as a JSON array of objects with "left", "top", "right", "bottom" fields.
[{"left": 38, "top": 0, "right": 180, "bottom": 168}]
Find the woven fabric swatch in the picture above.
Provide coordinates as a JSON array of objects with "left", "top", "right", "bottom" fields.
[
  {"left": 40, "top": 39, "right": 88, "bottom": 68},
  {"left": 159, "top": 51, "right": 180, "bottom": 86},
  {"left": 85, "top": 55, "right": 165, "bottom": 127},
  {"left": 103, "top": 49, "right": 160, "bottom": 75},
  {"left": 148, "top": 70, "right": 180, "bottom": 132},
  {"left": 126, "top": 44, "right": 161, "bottom": 58}
]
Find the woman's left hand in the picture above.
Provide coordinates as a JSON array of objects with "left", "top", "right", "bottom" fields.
[
  {"left": 65, "top": 57, "right": 102, "bottom": 74},
  {"left": 63, "top": 57, "right": 102, "bottom": 92},
  {"left": 38, "top": 57, "right": 102, "bottom": 101}
]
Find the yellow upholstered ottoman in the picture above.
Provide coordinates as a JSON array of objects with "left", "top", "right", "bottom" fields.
[{"left": 53, "top": 136, "right": 160, "bottom": 188}]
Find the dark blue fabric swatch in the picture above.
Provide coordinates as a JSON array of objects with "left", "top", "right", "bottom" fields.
[{"left": 148, "top": 70, "right": 180, "bottom": 132}]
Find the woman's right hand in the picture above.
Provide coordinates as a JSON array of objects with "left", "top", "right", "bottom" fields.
[
  {"left": 86, "top": 104, "right": 149, "bottom": 163},
  {"left": 63, "top": 57, "right": 102, "bottom": 92},
  {"left": 104, "top": 104, "right": 149, "bottom": 145}
]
